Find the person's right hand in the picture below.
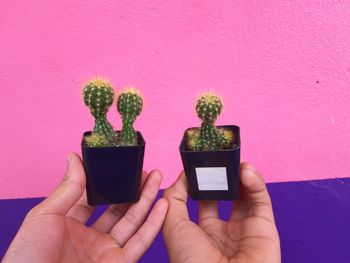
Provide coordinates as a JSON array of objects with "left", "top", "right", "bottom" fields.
[{"left": 163, "top": 163, "right": 281, "bottom": 263}]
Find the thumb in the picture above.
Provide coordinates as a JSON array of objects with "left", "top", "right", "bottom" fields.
[
  {"left": 240, "top": 163, "right": 275, "bottom": 223},
  {"left": 33, "top": 153, "right": 86, "bottom": 216},
  {"left": 163, "top": 172, "right": 189, "bottom": 236}
]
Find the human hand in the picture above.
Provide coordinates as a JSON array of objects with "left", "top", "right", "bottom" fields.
[
  {"left": 163, "top": 163, "right": 280, "bottom": 263},
  {"left": 3, "top": 153, "right": 168, "bottom": 263}
]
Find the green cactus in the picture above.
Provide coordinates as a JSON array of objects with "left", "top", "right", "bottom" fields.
[
  {"left": 187, "top": 92, "right": 234, "bottom": 151},
  {"left": 85, "top": 133, "right": 108, "bottom": 147},
  {"left": 117, "top": 87, "right": 143, "bottom": 146},
  {"left": 83, "top": 78, "right": 116, "bottom": 145}
]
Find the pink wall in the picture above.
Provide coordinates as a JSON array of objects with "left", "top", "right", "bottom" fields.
[{"left": 1, "top": 1, "right": 350, "bottom": 199}]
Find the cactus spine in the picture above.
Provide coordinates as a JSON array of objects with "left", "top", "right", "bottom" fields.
[
  {"left": 187, "top": 92, "right": 233, "bottom": 151},
  {"left": 117, "top": 87, "right": 143, "bottom": 146},
  {"left": 83, "top": 78, "right": 116, "bottom": 145}
]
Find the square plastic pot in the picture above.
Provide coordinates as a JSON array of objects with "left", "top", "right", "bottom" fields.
[
  {"left": 179, "top": 125, "right": 241, "bottom": 201},
  {"left": 81, "top": 131, "right": 145, "bottom": 206}
]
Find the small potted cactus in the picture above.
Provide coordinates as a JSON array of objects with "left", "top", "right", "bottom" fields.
[
  {"left": 179, "top": 92, "right": 241, "bottom": 200},
  {"left": 81, "top": 78, "right": 145, "bottom": 205}
]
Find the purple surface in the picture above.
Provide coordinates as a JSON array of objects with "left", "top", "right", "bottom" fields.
[{"left": 1, "top": 178, "right": 350, "bottom": 262}]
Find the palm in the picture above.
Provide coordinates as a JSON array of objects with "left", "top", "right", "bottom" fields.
[
  {"left": 23, "top": 214, "right": 125, "bottom": 262},
  {"left": 163, "top": 165, "right": 280, "bottom": 263},
  {"left": 200, "top": 217, "right": 279, "bottom": 262},
  {"left": 63, "top": 218, "right": 123, "bottom": 261}
]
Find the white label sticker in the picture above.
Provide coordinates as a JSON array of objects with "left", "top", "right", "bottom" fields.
[{"left": 195, "top": 167, "right": 228, "bottom": 191}]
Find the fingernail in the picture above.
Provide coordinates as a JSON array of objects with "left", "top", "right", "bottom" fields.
[
  {"left": 151, "top": 170, "right": 163, "bottom": 181},
  {"left": 241, "top": 162, "right": 257, "bottom": 172},
  {"left": 67, "top": 154, "right": 72, "bottom": 167},
  {"left": 242, "top": 168, "right": 255, "bottom": 177}
]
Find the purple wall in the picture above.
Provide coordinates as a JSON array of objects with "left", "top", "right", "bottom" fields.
[{"left": 1, "top": 178, "right": 350, "bottom": 262}]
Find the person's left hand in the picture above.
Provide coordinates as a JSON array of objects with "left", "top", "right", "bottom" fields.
[{"left": 3, "top": 153, "right": 168, "bottom": 263}]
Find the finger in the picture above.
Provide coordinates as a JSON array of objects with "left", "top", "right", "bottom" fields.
[
  {"left": 66, "top": 190, "right": 94, "bottom": 224},
  {"left": 123, "top": 198, "right": 169, "bottom": 262},
  {"left": 93, "top": 171, "right": 148, "bottom": 233},
  {"left": 233, "top": 163, "right": 275, "bottom": 223},
  {"left": 162, "top": 172, "right": 189, "bottom": 237},
  {"left": 230, "top": 163, "right": 251, "bottom": 221},
  {"left": 33, "top": 153, "right": 86, "bottom": 216},
  {"left": 109, "top": 170, "right": 162, "bottom": 246},
  {"left": 198, "top": 201, "right": 218, "bottom": 224},
  {"left": 230, "top": 182, "right": 250, "bottom": 221}
]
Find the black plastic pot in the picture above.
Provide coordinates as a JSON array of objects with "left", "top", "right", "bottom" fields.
[
  {"left": 81, "top": 131, "right": 145, "bottom": 206},
  {"left": 179, "top": 125, "right": 241, "bottom": 201}
]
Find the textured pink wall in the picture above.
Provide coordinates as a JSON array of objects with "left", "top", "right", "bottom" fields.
[{"left": 1, "top": 1, "right": 350, "bottom": 198}]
